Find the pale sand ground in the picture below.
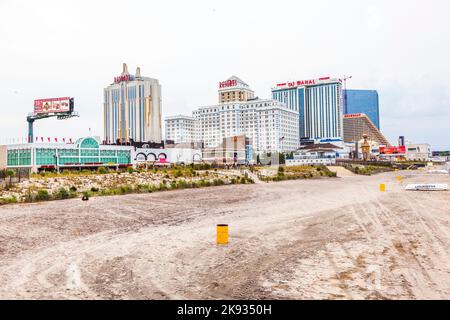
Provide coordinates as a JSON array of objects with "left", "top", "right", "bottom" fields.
[
  {"left": 0, "top": 169, "right": 449, "bottom": 299},
  {"left": 327, "top": 166, "right": 356, "bottom": 177}
]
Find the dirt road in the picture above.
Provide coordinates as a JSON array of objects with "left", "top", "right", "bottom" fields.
[{"left": 0, "top": 170, "right": 449, "bottom": 299}]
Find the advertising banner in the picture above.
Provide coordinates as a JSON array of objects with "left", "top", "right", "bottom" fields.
[
  {"left": 379, "top": 146, "right": 406, "bottom": 154},
  {"left": 34, "top": 97, "right": 71, "bottom": 114}
]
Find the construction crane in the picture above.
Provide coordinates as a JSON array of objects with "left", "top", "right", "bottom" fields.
[
  {"left": 342, "top": 75, "right": 352, "bottom": 114},
  {"left": 27, "top": 97, "right": 78, "bottom": 143},
  {"left": 342, "top": 75, "right": 357, "bottom": 159}
]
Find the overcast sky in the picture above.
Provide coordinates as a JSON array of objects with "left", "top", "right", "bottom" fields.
[{"left": 0, "top": 0, "right": 449, "bottom": 149}]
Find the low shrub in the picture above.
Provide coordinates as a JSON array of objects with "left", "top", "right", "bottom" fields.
[
  {"left": 24, "top": 190, "right": 34, "bottom": 203},
  {"left": 119, "top": 185, "right": 133, "bottom": 194},
  {"left": 213, "top": 179, "right": 224, "bottom": 186},
  {"left": 36, "top": 189, "right": 50, "bottom": 201},
  {"left": 100, "top": 189, "right": 113, "bottom": 196},
  {"left": 177, "top": 180, "right": 188, "bottom": 189},
  {"left": 54, "top": 188, "right": 70, "bottom": 200},
  {"left": 159, "top": 182, "right": 167, "bottom": 191},
  {"left": 174, "top": 170, "right": 183, "bottom": 178},
  {"left": 97, "top": 167, "right": 108, "bottom": 174},
  {"left": 82, "top": 191, "right": 91, "bottom": 200}
]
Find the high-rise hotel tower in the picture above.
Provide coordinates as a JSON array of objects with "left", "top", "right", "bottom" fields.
[
  {"left": 272, "top": 77, "right": 343, "bottom": 142},
  {"left": 103, "top": 63, "right": 162, "bottom": 144}
]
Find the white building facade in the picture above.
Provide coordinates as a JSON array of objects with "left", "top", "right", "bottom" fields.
[
  {"left": 405, "top": 143, "right": 431, "bottom": 161},
  {"left": 165, "top": 115, "right": 198, "bottom": 144},
  {"left": 103, "top": 63, "right": 162, "bottom": 144},
  {"left": 193, "top": 99, "right": 299, "bottom": 153},
  {"left": 165, "top": 76, "right": 299, "bottom": 153}
]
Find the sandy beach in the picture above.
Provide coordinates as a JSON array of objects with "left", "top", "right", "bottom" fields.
[{"left": 0, "top": 169, "right": 449, "bottom": 299}]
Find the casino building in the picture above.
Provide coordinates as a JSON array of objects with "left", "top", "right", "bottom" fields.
[
  {"left": 344, "top": 89, "right": 380, "bottom": 129},
  {"left": 218, "top": 76, "right": 255, "bottom": 103},
  {"left": 271, "top": 77, "right": 343, "bottom": 143},
  {"left": 165, "top": 115, "right": 198, "bottom": 144},
  {"left": 0, "top": 136, "right": 202, "bottom": 173},
  {"left": 343, "top": 113, "right": 390, "bottom": 146},
  {"left": 103, "top": 63, "right": 162, "bottom": 145},
  {"left": 1, "top": 137, "right": 133, "bottom": 173},
  {"left": 166, "top": 76, "right": 299, "bottom": 154}
]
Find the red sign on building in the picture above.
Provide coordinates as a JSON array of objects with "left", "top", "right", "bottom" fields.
[
  {"left": 219, "top": 79, "right": 237, "bottom": 88},
  {"left": 379, "top": 146, "right": 406, "bottom": 154},
  {"left": 277, "top": 77, "right": 333, "bottom": 88},
  {"left": 114, "top": 74, "right": 134, "bottom": 83},
  {"left": 344, "top": 113, "right": 364, "bottom": 118}
]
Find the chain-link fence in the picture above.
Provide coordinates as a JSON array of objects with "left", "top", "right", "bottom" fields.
[{"left": 0, "top": 168, "right": 31, "bottom": 188}]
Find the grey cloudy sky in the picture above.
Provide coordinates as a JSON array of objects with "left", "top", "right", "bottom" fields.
[{"left": 1, "top": 0, "right": 449, "bottom": 149}]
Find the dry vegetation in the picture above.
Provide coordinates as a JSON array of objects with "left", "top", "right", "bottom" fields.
[
  {"left": 256, "top": 165, "right": 337, "bottom": 182},
  {"left": 0, "top": 165, "right": 254, "bottom": 205}
]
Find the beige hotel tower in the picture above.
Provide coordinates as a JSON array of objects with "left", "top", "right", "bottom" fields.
[{"left": 103, "top": 63, "right": 162, "bottom": 144}]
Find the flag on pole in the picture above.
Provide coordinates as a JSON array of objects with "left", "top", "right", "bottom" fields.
[{"left": 48, "top": 137, "right": 50, "bottom": 142}]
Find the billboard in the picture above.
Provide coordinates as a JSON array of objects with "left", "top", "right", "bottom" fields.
[
  {"left": 34, "top": 97, "right": 72, "bottom": 114},
  {"left": 379, "top": 146, "right": 406, "bottom": 154}
]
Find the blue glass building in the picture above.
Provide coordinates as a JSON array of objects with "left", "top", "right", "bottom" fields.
[{"left": 343, "top": 90, "right": 380, "bottom": 129}]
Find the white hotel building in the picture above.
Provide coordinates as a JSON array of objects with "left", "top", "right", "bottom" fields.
[
  {"left": 165, "top": 115, "right": 198, "bottom": 143},
  {"left": 165, "top": 76, "right": 299, "bottom": 153}
]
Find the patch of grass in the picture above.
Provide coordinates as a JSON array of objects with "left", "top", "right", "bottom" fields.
[
  {"left": 213, "top": 179, "right": 225, "bottom": 186},
  {"left": 344, "top": 164, "right": 394, "bottom": 176},
  {"left": 0, "top": 196, "right": 17, "bottom": 205},
  {"left": 82, "top": 191, "right": 92, "bottom": 198},
  {"left": 258, "top": 164, "right": 336, "bottom": 182},
  {"left": 99, "top": 189, "right": 113, "bottom": 196}
]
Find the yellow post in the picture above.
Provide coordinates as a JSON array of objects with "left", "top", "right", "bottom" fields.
[
  {"left": 379, "top": 184, "right": 386, "bottom": 192},
  {"left": 397, "top": 176, "right": 402, "bottom": 182},
  {"left": 216, "top": 224, "right": 229, "bottom": 245}
]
